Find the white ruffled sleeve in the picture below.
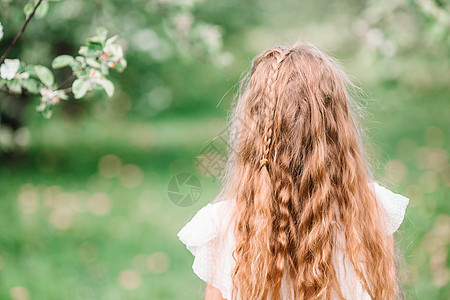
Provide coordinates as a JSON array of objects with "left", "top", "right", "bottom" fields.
[
  {"left": 370, "top": 182, "right": 410, "bottom": 235},
  {"left": 177, "top": 200, "right": 236, "bottom": 299}
]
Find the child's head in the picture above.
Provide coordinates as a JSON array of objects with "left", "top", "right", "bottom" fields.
[
  {"left": 221, "top": 42, "right": 398, "bottom": 299},
  {"left": 230, "top": 42, "right": 364, "bottom": 176}
]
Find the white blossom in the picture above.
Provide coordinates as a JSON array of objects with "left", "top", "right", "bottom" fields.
[
  {"left": 101, "top": 37, "right": 125, "bottom": 70},
  {"left": 39, "top": 87, "right": 67, "bottom": 106},
  {"left": 104, "top": 35, "right": 121, "bottom": 57},
  {"left": 84, "top": 68, "right": 102, "bottom": 88},
  {"left": 0, "top": 59, "right": 20, "bottom": 80},
  {"left": 89, "top": 68, "right": 101, "bottom": 80}
]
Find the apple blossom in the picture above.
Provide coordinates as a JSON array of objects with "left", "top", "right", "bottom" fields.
[{"left": 0, "top": 59, "right": 20, "bottom": 80}]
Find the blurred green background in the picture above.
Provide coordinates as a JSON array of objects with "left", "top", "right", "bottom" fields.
[{"left": 0, "top": 0, "right": 449, "bottom": 299}]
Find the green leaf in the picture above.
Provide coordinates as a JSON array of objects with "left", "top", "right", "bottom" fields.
[
  {"left": 87, "top": 37, "right": 104, "bottom": 48},
  {"left": 23, "top": 3, "right": 34, "bottom": 18},
  {"left": 96, "top": 27, "right": 108, "bottom": 42},
  {"left": 86, "top": 58, "right": 100, "bottom": 68},
  {"left": 7, "top": 79, "right": 22, "bottom": 94},
  {"left": 34, "top": 65, "right": 54, "bottom": 87},
  {"left": 22, "top": 78, "right": 40, "bottom": 93},
  {"left": 79, "top": 43, "right": 102, "bottom": 57},
  {"left": 35, "top": 1, "right": 49, "bottom": 19},
  {"left": 52, "top": 55, "right": 75, "bottom": 69},
  {"left": 87, "top": 41, "right": 103, "bottom": 51},
  {"left": 72, "top": 78, "right": 90, "bottom": 99},
  {"left": 0, "top": 80, "right": 6, "bottom": 89},
  {"left": 98, "top": 78, "right": 114, "bottom": 97}
]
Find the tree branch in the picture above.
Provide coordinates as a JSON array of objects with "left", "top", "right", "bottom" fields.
[
  {"left": 57, "top": 74, "right": 76, "bottom": 89},
  {"left": 1, "top": 73, "right": 75, "bottom": 97},
  {"left": 0, "top": 0, "right": 44, "bottom": 65}
]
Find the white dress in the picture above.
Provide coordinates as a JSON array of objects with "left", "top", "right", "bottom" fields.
[{"left": 177, "top": 182, "right": 410, "bottom": 299}]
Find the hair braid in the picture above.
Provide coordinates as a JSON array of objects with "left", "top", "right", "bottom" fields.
[
  {"left": 259, "top": 48, "right": 295, "bottom": 299},
  {"left": 259, "top": 48, "right": 290, "bottom": 168}
]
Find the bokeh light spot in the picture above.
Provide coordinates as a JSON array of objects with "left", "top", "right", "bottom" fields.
[
  {"left": 87, "top": 193, "right": 112, "bottom": 216},
  {"left": 10, "top": 287, "right": 29, "bottom": 300},
  {"left": 14, "top": 128, "right": 31, "bottom": 148},
  {"left": 17, "top": 184, "right": 39, "bottom": 214},
  {"left": 119, "top": 164, "right": 143, "bottom": 188},
  {"left": 43, "top": 185, "right": 63, "bottom": 207},
  {"left": 118, "top": 269, "right": 142, "bottom": 290},
  {"left": 384, "top": 159, "right": 407, "bottom": 183},
  {"left": 48, "top": 206, "right": 73, "bottom": 230},
  {"left": 98, "top": 154, "right": 122, "bottom": 178},
  {"left": 147, "top": 252, "right": 170, "bottom": 273},
  {"left": 423, "top": 215, "right": 450, "bottom": 288},
  {"left": 427, "top": 149, "right": 448, "bottom": 173}
]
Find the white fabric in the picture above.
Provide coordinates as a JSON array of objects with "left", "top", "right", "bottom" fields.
[{"left": 177, "top": 182, "right": 409, "bottom": 299}]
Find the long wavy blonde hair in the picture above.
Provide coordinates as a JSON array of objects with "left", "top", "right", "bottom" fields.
[{"left": 215, "top": 42, "right": 399, "bottom": 299}]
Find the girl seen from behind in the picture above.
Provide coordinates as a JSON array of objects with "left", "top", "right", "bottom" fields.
[{"left": 178, "top": 42, "right": 410, "bottom": 300}]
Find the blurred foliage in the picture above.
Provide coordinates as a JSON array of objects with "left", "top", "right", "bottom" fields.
[
  {"left": 0, "top": 0, "right": 235, "bottom": 122},
  {"left": 1, "top": 24, "right": 127, "bottom": 118},
  {"left": 354, "top": 0, "right": 450, "bottom": 57},
  {"left": 0, "top": 0, "right": 449, "bottom": 299}
]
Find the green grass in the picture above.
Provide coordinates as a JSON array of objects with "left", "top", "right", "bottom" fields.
[{"left": 0, "top": 114, "right": 225, "bottom": 300}]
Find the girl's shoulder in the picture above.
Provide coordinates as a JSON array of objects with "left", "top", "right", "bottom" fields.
[
  {"left": 177, "top": 199, "right": 236, "bottom": 299},
  {"left": 177, "top": 198, "right": 235, "bottom": 256},
  {"left": 369, "top": 181, "right": 410, "bottom": 235}
]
